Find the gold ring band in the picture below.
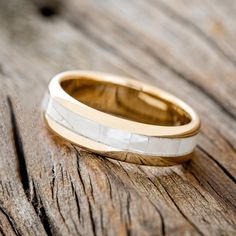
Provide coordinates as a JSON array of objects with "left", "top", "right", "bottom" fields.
[{"left": 43, "top": 71, "right": 200, "bottom": 166}]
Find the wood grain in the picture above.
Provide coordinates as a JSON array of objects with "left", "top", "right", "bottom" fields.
[{"left": 0, "top": 0, "right": 235, "bottom": 235}]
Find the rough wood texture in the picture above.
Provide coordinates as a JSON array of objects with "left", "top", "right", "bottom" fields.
[{"left": 0, "top": 0, "right": 236, "bottom": 235}]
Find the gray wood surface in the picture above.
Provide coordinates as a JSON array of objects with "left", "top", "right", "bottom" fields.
[{"left": 0, "top": 0, "right": 236, "bottom": 235}]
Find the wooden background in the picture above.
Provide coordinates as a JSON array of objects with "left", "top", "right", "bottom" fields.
[{"left": 0, "top": 0, "right": 236, "bottom": 235}]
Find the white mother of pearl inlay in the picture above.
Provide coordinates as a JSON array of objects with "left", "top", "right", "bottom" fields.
[{"left": 45, "top": 97, "right": 198, "bottom": 157}]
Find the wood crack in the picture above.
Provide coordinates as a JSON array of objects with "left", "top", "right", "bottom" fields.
[
  {"left": 126, "top": 192, "right": 131, "bottom": 225},
  {"left": 197, "top": 145, "right": 236, "bottom": 184},
  {"left": 7, "top": 96, "right": 30, "bottom": 195},
  {"left": 31, "top": 181, "right": 53, "bottom": 236},
  {"left": 0, "top": 226, "right": 6, "bottom": 236},
  {"left": 142, "top": 184, "right": 166, "bottom": 236},
  {"left": 139, "top": 178, "right": 166, "bottom": 236},
  {"left": 70, "top": 179, "right": 81, "bottom": 224},
  {"left": 119, "top": 164, "right": 165, "bottom": 236},
  {"left": 88, "top": 174, "right": 95, "bottom": 201},
  {"left": 0, "top": 205, "right": 20, "bottom": 236},
  {"left": 172, "top": 170, "right": 209, "bottom": 203},
  {"left": 75, "top": 151, "right": 97, "bottom": 236},
  {"left": 186, "top": 164, "right": 236, "bottom": 210},
  {"left": 99, "top": 206, "right": 105, "bottom": 236},
  {"left": 7, "top": 97, "right": 53, "bottom": 235},
  {"left": 55, "top": 178, "right": 71, "bottom": 233},
  {"left": 76, "top": 157, "right": 86, "bottom": 193},
  {"left": 136, "top": 167, "right": 166, "bottom": 235},
  {"left": 87, "top": 197, "right": 97, "bottom": 236},
  {"left": 50, "top": 166, "right": 56, "bottom": 199},
  {"left": 104, "top": 173, "right": 113, "bottom": 201},
  {"left": 159, "top": 182, "right": 204, "bottom": 236}
]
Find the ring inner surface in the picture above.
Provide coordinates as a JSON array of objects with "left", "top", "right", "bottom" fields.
[{"left": 61, "top": 78, "right": 191, "bottom": 126}]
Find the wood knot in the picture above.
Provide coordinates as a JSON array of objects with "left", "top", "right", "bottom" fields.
[{"left": 39, "top": 6, "right": 57, "bottom": 17}]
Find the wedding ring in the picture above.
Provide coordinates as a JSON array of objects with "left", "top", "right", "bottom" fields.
[{"left": 44, "top": 71, "right": 200, "bottom": 166}]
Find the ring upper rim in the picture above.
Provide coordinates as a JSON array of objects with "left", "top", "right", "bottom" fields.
[{"left": 48, "top": 70, "right": 201, "bottom": 138}]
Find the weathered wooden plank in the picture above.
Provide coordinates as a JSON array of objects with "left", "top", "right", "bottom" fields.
[
  {"left": 0, "top": 97, "right": 46, "bottom": 235},
  {"left": 0, "top": 0, "right": 235, "bottom": 235},
  {"left": 155, "top": 0, "right": 236, "bottom": 64}
]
